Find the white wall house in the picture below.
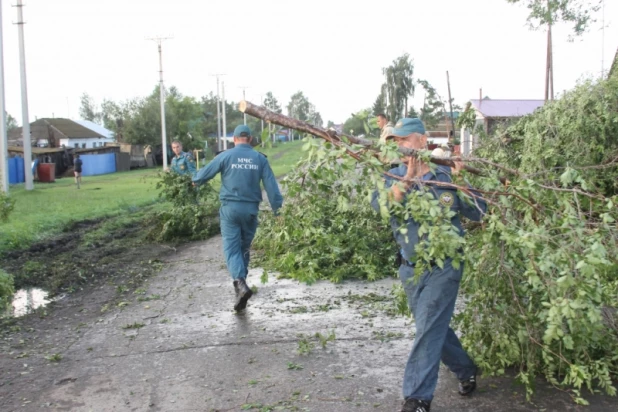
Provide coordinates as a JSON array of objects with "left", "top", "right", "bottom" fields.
[
  {"left": 8, "top": 118, "right": 115, "bottom": 149},
  {"left": 460, "top": 99, "right": 545, "bottom": 155},
  {"left": 58, "top": 137, "right": 114, "bottom": 149}
]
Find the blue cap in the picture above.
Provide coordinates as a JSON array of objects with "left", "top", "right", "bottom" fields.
[
  {"left": 233, "top": 124, "right": 252, "bottom": 137},
  {"left": 387, "top": 118, "right": 426, "bottom": 138}
]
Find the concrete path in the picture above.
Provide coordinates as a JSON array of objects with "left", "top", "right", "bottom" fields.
[{"left": 1, "top": 236, "right": 616, "bottom": 411}]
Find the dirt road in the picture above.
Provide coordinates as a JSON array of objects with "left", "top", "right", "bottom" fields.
[{"left": 1, "top": 236, "right": 616, "bottom": 411}]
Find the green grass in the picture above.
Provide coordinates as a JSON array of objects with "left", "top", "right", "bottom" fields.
[
  {"left": 256, "top": 140, "right": 306, "bottom": 177},
  {"left": 0, "top": 144, "right": 308, "bottom": 253},
  {"left": 0, "top": 169, "right": 162, "bottom": 252}
]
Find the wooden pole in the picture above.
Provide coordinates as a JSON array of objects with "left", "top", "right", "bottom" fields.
[
  {"left": 545, "top": 0, "right": 553, "bottom": 101},
  {"left": 549, "top": 23, "right": 554, "bottom": 100},
  {"left": 446, "top": 71, "right": 456, "bottom": 143}
]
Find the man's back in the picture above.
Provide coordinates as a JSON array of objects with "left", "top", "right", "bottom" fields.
[
  {"left": 219, "top": 144, "right": 265, "bottom": 203},
  {"left": 194, "top": 143, "right": 282, "bottom": 211}
]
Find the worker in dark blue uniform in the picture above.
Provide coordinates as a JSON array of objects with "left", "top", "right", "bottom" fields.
[
  {"left": 192, "top": 125, "right": 283, "bottom": 311},
  {"left": 170, "top": 140, "right": 197, "bottom": 176},
  {"left": 372, "top": 118, "right": 487, "bottom": 412}
]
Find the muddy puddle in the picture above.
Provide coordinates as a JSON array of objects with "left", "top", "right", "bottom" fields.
[{"left": 8, "top": 288, "right": 59, "bottom": 317}]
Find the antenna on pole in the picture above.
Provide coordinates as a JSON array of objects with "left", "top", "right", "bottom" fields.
[{"left": 146, "top": 35, "right": 173, "bottom": 170}]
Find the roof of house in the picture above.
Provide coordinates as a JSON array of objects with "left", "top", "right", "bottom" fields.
[
  {"left": 470, "top": 99, "right": 545, "bottom": 118},
  {"left": 39, "top": 118, "right": 107, "bottom": 139},
  {"left": 74, "top": 119, "right": 114, "bottom": 139},
  {"left": 8, "top": 146, "right": 67, "bottom": 154}
]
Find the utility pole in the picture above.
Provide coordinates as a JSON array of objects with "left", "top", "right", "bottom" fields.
[
  {"left": 222, "top": 81, "right": 227, "bottom": 150},
  {"left": 259, "top": 94, "right": 264, "bottom": 137},
  {"left": 544, "top": 0, "right": 554, "bottom": 101},
  {"left": 446, "top": 71, "right": 456, "bottom": 143},
  {"left": 239, "top": 86, "right": 249, "bottom": 125},
  {"left": 147, "top": 35, "right": 172, "bottom": 170},
  {"left": 210, "top": 74, "right": 225, "bottom": 151},
  {"left": 15, "top": 0, "right": 33, "bottom": 190},
  {"left": 601, "top": 0, "right": 605, "bottom": 75},
  {"left": 0, "top": 0, "right": 8, "bottom": 193}
]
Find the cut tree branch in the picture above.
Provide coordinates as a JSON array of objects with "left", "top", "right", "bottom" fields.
[{"left": 239, "top": 100, "right": 508, "bottom": 184}]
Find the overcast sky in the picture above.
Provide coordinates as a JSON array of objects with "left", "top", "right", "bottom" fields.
[{"left": 0, "top": 0, "right": 616, "bottom": 125}]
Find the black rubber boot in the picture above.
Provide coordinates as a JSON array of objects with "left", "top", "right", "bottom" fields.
[
  {"left": 458, "top": 375, "right": 477, "bottom": 396},
  {"left": 401, "top": 398, "right": 431, "bottom": 412},
  {"left": 233, "top": 278, "right": 253, "bottom": 311}
]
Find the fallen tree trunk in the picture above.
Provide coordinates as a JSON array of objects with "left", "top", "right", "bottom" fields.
[{"left": 238, "top": 100, "right": 501, "bottom": 182}]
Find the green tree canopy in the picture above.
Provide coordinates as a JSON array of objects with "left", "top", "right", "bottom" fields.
[
  {"left": 506, "top": 0, "right": 601, "bottom": 36},
  {"left": 6, "top": 113, "right": 18, "bottom": 132},
  {"left": 383, "top": 54, "right": 415, "bottom": 121},
  {"left": 263, "top": 92, "right": 282, "bottom": 114},
  {"left": 287, "top": 91, "right": 312, "bottom": 122},
  {"left": 79, "top": 93, "right": 101, "bottom": 123}
]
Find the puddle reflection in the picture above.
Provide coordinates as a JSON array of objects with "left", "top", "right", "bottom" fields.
[{"left": 10, "top": 288, "right": 51, "bottom": 317}]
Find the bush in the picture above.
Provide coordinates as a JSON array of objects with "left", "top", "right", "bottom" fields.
[
  {"left": 253, "top": 138, "right": 397, "bottom": 284},
  {"left": 254, "top": 75, "right": 618, "bottom": 402},
  {"left": 0, "top": 190, "right": 14, "bottom": 223},
  {"left": 454, "top": 76, "right": 618, "bottom": 403},
  {"left": 0, "top": 269, "right": 15, "bottom": 313},
  {"left": 147, "top": 171, "right": 220, "bottom": 242}
]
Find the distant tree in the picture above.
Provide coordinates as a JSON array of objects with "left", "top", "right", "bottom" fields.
[
  {"left": 287, "top": 91, "right": 312, "bottom": 122},
  {"left": 308, "top": 104, "right": 323, "bottom": 127},
  {"left": 507, "top": 0, "right": 602, "bottom": 100},
  {"left": 79, "top": 93, "right": 101, "bottom": 123},
  {"left": 372, "top": 90, "right": 386, "bottom": 116},
  {"left": 407, "top": 106, "right": 419, "bottom": 118},
  {"left": 506, "top": 0, "right": 601, "bottom": 37},
  {"left": 343, "top": 109, "right": 377, "bottom": 137},
  {"left": 6, "top": 113, "right": 18, "bottom": 132},
  {"left": 263, "top": 92, "right": 282, "bottom": 114},
  {"left": 383, "top": 54, "right": 415, "bottom": 121},
  {"left": 417, "top": 79, "right": 445, "bottom": 130}
]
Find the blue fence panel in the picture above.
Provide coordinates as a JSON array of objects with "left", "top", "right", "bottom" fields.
[{"left": 80, "top": 153, "right": 116, "bottom": 176}]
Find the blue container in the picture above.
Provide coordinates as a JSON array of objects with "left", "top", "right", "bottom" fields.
[
  {"left": 80, "top": 153, "right": 116, "bottom": 176},
  {"left": 8, "top": 157, "right": 18, "bottom": 184},
  {"left": 8, "top": 157, "right": 25, "bottom": 184},
  {"left": 17, "top": 157, "right": 25, "bottom": 183}
]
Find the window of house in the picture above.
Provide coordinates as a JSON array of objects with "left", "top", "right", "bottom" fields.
[
  {"left": 82, "top": 143, "right": 86, "bottom": 148},
  {"left": 74, "top": 143, "right": 79, "bottom": 148}
]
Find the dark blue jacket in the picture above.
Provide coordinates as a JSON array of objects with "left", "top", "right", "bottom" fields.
[
  {"left": 171, "top": 151, "right": 196, "bottom": 176},
  {"left": 372, "top": 165, "right": 486, "bottom": 262},
  {"left": 192, "top": 143, "right": 283, "bottom": 213}
]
